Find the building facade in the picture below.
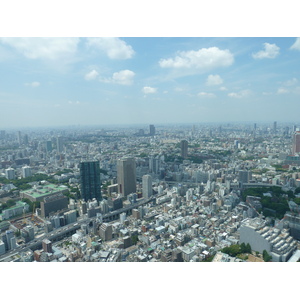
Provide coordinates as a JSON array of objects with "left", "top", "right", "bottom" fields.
[
  {"left": 79, "top": 161, "right": 102, "bottom": 202},
  {"left": 117, "top": 158, "right": 136, "bottom": 197}
]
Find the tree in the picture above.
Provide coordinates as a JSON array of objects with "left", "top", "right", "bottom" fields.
[{"left": 263, "top": 250, "right": 272, "bottom": 262}]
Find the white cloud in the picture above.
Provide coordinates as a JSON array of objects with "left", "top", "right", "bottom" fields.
[
  {"left": 0, "top": 37, "right": 79, "bottom": 61},
  {"left": 290, "top": 38, "right": 300, "bottom": 51},
  {"left": 277, "top": 88, "right": 289, "bottom": 94},
  {"left": 198, "top": 92, "right": 215, "bottom": 98},
  {"left": 228, "top": 89, "right": 251, "bottom": 98},
  {"left": 219, "top": 86, "right": 227, "bottom": 91},
  {"left": 206, "top": 74, "right": 223, "bottom": 86},
  {"left": 85, "top": 69, "right": 99, "bottom": 81},
  {"left": 87, "top": 37, "right": 135, "bottom": 60},
  {"left": 25, "top": 81, "right": 40, "bottom": 87},
  {"left": 100, "top": 70, "right": 135, "bottom": 85},
  {"left": 283, "top": 78, "right": 298, "bottom": 86},
  {"left": 159, "top": 47, "right": 234, "bottom": 72},
  {"left": 252, "top": 43, "right": 280, "bottom": 59},
  {"left": 174, "top": 87, "right": 184, "bottom": 92},
  {"left": 142, "top": 86, "right": 157, "bottom": 94}
]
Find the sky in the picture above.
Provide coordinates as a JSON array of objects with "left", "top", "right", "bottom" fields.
[{"left": 1, "top": 37, "right": 300, "bottom": 128}]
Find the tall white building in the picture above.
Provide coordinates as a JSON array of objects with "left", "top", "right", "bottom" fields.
[
  {"left": 142, "top": 174, "right": 152, "bottom": 199},
  {"left": 5, "top": 168, "right": 15, "bottom": 180},
  {"left": 22, "top": 166, "right": 32, "bottom": 178}
]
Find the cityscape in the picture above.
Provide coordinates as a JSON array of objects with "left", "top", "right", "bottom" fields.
[
  {"left": 1, "top": 37, "right": 300, "bottom": 264},
  {"left": 1, "top": 122, "right": 300, "bottom": 262}
]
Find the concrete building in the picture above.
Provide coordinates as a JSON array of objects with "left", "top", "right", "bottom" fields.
[
  {"left": 180, "top": 140, "right": 188, "bottom": 159},
  {"left": 149, "top": 124, "right": 155, "bottom": 136},
  {"left": 239, "top": 218, "right": 297, "bottom": 262},
  {"left": 42, "top": 239, "right": 53, "bottom": 253},
  {"left": 22, "top": 166, "right": 32, "bottom": 178},
  {"left": 292, "top": 131, "right": 300, "bottom": 155},
  {"left": 142, "top": 174, "right": 152, "bottom": 199},
  {"left": 20, "top": 184, "right": 68, "bottom": 202},
  {"left": 40, "top": 193, "right": 69, "bottom": 218},
  {"left": 117, "top": 157, "right": 136, "bottom": 197},
  {"left": 5, "top": 168, "right": 15, "bottom": 180},
  {"left": 99, "top": 223, "right": 112, "bottom": 241}
]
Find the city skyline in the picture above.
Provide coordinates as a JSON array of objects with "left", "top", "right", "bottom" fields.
[{"left": 1, "top": 37, "right": 300, "bottom": 128}]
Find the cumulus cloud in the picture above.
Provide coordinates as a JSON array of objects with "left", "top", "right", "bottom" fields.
[
  {"left": 206, "top": 74, "right": 223, "bottom": 86},
  {"left": 87, "top": 37, "right": 135, "bottom": 60},
  {"left": 219, "top": 86, "right": 227, "bottom": 91},
  {"left": 252, "top": 43, "right": 280, "bottom": 59},
  {"left": 100, "top": 70, "right": 135, "bottom": 85},
  {"left": 25, "top": 81, "right": 40, "bottom": 87},
  {"left": 0, "top": 37, "right": 79, "bottom": 60},
  {"left": 159, "top": 47, "right": 234, "bottom": 72},
  {"left": 198, "top": 92, "right": 215, "bottom": 98},
  {"left": 290, "top": 38, "right": 300, "bottom": 51},
  {"left": 85, "top": 69, "right": 99, "bottom": 81},
  {"left": 228, "top": 89, "right": 251, "bottom": 98},
  {"left": 142, "top": 86, "right": 157, "bottom": 94}
]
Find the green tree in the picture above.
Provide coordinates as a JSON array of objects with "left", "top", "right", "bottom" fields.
[{"left": 263, "top": 250, "right": 272, "bottom": 262}]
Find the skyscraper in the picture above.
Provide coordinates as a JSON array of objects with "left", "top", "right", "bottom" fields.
[
  {"left": 79, "top": 161, "right": 102, "bottom": 202},
  {"left": 117, "top": 157, "right": 136, "bottom": 197},
  {"left": 56, "top": 136, "right": 64, "bottom": 153},
  {"left": 180, "top": 140, "right": 188, "bottom": 159},
  {"left": 142, "top": 174, "right": 152, "bottom": 199},
  {"left": 149, "top": 124, "right": 155, "bottom": 136},
  {"left": 292, "top": 131, "right": 300, "bottom": 155}
]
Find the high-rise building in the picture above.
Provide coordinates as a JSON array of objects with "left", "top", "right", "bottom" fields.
[
  {"left": 142, "top": 174, "right": 152, "bottom": 199},
  {"left": 46, "top": 141, "right": 52, "bottom": 152},
  {"left": 5, "top": 168, "right": 15, "bottom": 180},
  {"left": 180, "top": 140, "right": 188, "bottom": 159},
  {"left": 117, "top": 158, "right": 136, "bottom": 197},
  {"left": 79, "top": 161, "right": 102, "bottom": 202},
  {"left": 23, "top": 134, "right": 29, "bottom": 145},
  {"left": 273, "top": 121, "right": 277, "bottom": 133},
  {"left": 56, "top": 136, "right": 64, "bottom": 153},
  {"left": 17, "top": 131, "right": 22, "bottom": 145},
  {"left": 149, "top": 124, "right": 155, "bottom": 136},
  {"left": 292, "top": 131, "right": 300, "bottom": 155},
  {"left": 22, "top": 166, "right": 32, "bottom": 178},
  {"left": 42, "top": 239, "right": 53, "bottom": 253}
]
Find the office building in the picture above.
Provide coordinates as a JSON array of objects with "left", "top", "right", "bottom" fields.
[
  {"left": 22, "top": 166, "right": 32, "bottom": 178},
  {"left": 292, "top": 131, "right": 300, "bottom": 155},
  {"left": 64, "top": 210, "right": 77, "bottom": 224},
  {"left": 99, "top": 223, "right": 112, "bottom": 241},
  {"left": 117, "top": 158, "right": 136, "bottom": 197},
  {"left": 79, "top": 161, "right": 102, "bottom": 202},
  {"left": 56, "top": 136, "right": 64, "bottom": 153},
  {"left": 238, "top": 170, "right": 252, "bottom": 183},
  {"left": 180, "top": 140, "right": 188, "bottom": 159},
  {"left": 5, "top": 168, "right": 15, "bottom": 180},
  {"left": 23, "top": 134, "right": 29, "bottom": 145},
  {"left": 149, "top": 124, "right": 155, "bottom": 136},
  {"left": 17, "top": 131, "right": 22, "bottom": 145},
  {"left": 42, "top": 239, "right": 53, "bottom": 253},
  {"left": 40, "top": 193, "right": 69, "bottom": 218},
  {"left": 142, "top": 174, "right": 152, "bottom": 199},
  {"left": 46, "top": 141, "right": 52, "bottom": 152},
  {"left": 20, "top": 184, "right": 68, "bottom": 202}
]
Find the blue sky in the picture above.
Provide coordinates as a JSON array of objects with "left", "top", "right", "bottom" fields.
[{"left": 1, "top": 37, "right": 300, "bottom": 128}]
